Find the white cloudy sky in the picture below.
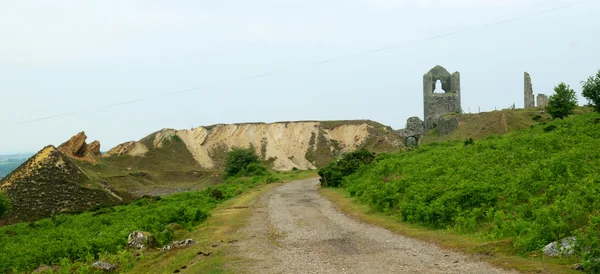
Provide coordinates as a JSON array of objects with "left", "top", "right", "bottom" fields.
[{"left": 0, "top": 0, "right": 599, "bottom": 154}]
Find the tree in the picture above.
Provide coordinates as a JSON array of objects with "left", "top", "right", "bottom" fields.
[
  {"left": 224, "top": 146, "right": 261, "bottom": 178},
  {"left": 0, "top": 191, "right": 10, "bottom": 218},
  {"left": 546, "top": 82, "right": 578, "bottom": 119},
  {"left": 582, "top": 70, "right": 600, "bottom": 112}
]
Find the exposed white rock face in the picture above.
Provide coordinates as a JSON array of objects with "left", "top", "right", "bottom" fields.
[{"left": 107, "top": 121, "right": 401, "bottom": 171}]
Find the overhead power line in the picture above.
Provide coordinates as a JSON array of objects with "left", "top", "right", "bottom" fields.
[{"left": 13, "top": 0, "right": 593, "bottom": 126}]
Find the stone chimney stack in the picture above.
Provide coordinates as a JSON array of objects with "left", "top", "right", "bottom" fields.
[
  {"left": 524, "top": 72, "right": 535, "bottom": 108},
  {"left": 537, "top": 94, "right": 548, "bottom": 109}
]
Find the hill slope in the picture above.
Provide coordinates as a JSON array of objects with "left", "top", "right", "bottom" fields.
[
  {"left": 422, "top": 109, "right": 552, "bottom": 143},
  {"left": 0, "top": 154, "right": 32, "bottom": 179},
  {"left": 106, "top": 120, "right": 404, "bottom": 171},
  {"left": 0, "top": 146, "right": 128, "bottom": 223},
  {"left": 0, "top": 120, "right": 403, "bottom": 223},
  {"left": 341, "top": 112, "right": 600, "bottom": 265}
]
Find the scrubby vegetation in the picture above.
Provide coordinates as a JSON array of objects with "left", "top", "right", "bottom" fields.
[
  {"left": 322, "top": 113, "right": 600, "bottom": 269},
  {"left": 546, "top": 82, "right": 578, "bottom": 119},
  {"left": 0, "top": 174, "right": 271, "bottom": 272},
  {"left": 0, "top": 146, "right": 276, "bottom": 273},
  {"left": 318, "top": 149, "right": 375, "bottom": 187}
]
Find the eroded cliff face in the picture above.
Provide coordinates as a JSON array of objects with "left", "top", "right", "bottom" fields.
[{"left": 108, "top": 121, "right": 402, "bottom": 170}]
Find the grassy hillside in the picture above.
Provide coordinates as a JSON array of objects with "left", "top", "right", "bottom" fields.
[
  {"left": 337, "top": 112, "right": 600, "bottom": 269},
  {"left": 422, "top": 108, "right": 571, "bottom": 143}
]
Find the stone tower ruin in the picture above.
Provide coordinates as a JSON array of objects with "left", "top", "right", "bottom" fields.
[
  {"left": 423, "top": 65, "right": 461, "bottom": 130},
  {"left": 537, "top": 94, "right": 548, "bottom": 109},
  {"left": 524, "top": 72, "right": 535, "bottom": 108}
]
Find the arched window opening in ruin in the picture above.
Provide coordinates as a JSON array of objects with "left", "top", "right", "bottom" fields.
[{"left": 433, "top": 80, "right": 445, "bottom": 93}]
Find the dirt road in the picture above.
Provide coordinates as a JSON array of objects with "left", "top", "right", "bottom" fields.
[{"left": 233, "top": 178, "right": 517, "bottom": 273}]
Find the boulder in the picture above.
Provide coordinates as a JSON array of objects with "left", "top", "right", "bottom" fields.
[
  {"left": 92, "top": 261, "right": 117, "bottom": 272},
  {"left": 543, "top": 236, "right": 577, "bottom": 257},
  {"left": 127, "top": 231, "right": 157, "bottom": 250},
  {"left": 162, "top": 239, "right": 196, "bottom": 251}
]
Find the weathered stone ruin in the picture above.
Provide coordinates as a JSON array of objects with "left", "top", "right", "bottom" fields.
[
  {"left": 524, "top": 72, "right": 535, "bottom": 108},
  {"left": 397, "top": 117, "right": 424, "bottom": 146},
  {"left": 537, "top": 94, "right": 548, "bottom": 109},
  {"left": 437, "top": 115, "right": 460, "bottom": 136},
  {"left": 423, "top": 65, "right": 461, "bottom": 130}
]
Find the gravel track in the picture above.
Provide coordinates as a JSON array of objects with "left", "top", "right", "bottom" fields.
[{"left": 233, "top": 178, "right": 517, "bottom": 273}]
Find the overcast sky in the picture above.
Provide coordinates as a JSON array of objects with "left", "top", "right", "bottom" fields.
[{"left": 1, "top": 0, "right": 599, "bottom": 154}]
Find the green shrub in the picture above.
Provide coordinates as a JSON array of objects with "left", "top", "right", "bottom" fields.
[
  {"left": 582, "top": 69, "right": 600, "bottom": 112},
  {"left": 318, "top": 148, "right": 375, "bottom": 187},
  {"left": 546, "top": 82, "right": 578, "bottom": 119},
  {"left": 239, "top": 163, "right": 268, "bottom": 177},
  {"left": 224, "top": 146, "right": 260, "bottom": 178},
  {"left": 0, "top": 191, "right": 10, "bottom": 218},
  {"left": 210, "top": 189, "right": 224, "bottom": 200},
  {"left": 463, "top": 138, "right": 474, "bottom": 146}
]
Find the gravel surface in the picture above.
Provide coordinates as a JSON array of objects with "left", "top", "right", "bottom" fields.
[{"left": 233, "top": 178, "right": 518, "bottom": 273}]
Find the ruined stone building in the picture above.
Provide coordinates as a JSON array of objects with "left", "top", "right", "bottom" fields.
[
  {"left": 397, "top": 117, "right": 424, "bottom": 146},
  {"left": 537, "top": 94, "right": 548, "bottom": 109},
  {"left": 423, "top": 65, "right": 461, "bottom": 130},
  {"left": 524, "top": 72, "right": 548, "bottom": 109},
  {"left": 524, "top": 72, "right": 535, "bottom": 108}
]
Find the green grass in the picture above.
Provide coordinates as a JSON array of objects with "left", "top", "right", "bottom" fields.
[{"left": 334, "top": 112, "right": 600, "bottom": 269}]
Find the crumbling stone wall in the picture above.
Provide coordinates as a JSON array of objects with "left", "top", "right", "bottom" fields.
[
  {"left": 524, "top": 72, "right": 535, "bottom": 108},
  {"left": 397, "top": 117, "right": 424, "bottom": 146},
  {"left": 423, "top": 65, "right": 461, "bottom": 130},
  {"left": 437, "top": 116, "right": 460, "bottom": 136},
  {"left": 537, "top": 94, "right": 548, "bottom": 109}
]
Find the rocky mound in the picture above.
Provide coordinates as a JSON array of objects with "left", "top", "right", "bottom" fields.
[{"left": 0, "top": 145, "right": 125, "bottom": 223}]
